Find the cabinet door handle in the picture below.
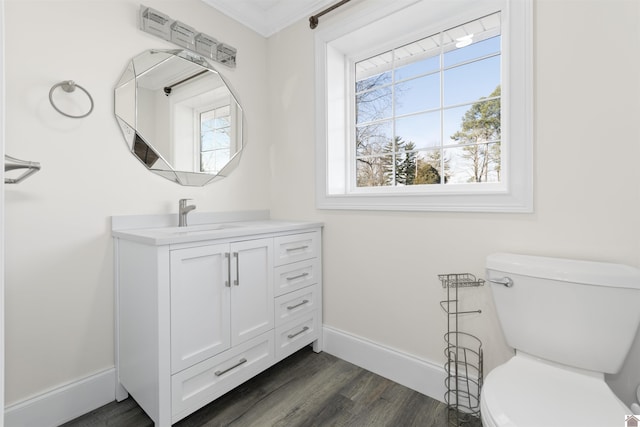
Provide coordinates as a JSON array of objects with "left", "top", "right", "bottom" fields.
[
  {"left": 286, "top": 272, "right": 309, "bottom": 281},
  {"left": 286, "top": 245, "right": 309, "bottom": 252},
  {"left": 287, "top": 326, "right": 309, "bottom": 339},
  {"left": 214, "top": 358, "right": 247, "bottom": 376},
  {"left": 233, "top": 252, "right": 239, "bottom": 286},
  {"left": 287, "top": 299, "right": 309, "bottom": 310},
  {"left": 225, "top": 252, "right": 231, "bottom": 287}
]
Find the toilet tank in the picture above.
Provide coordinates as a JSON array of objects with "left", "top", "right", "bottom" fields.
[{"left": 486, "top": 253, "right": 640, "bottom": 374}]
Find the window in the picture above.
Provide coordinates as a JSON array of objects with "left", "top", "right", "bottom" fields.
[
  {"left": 200, "top": 105, "right": 231, "bottom": 173},
  {"left": 355, "top": 13, "right": 501, "bottom": 187},
  {"left": 315, "top": 0, "right": 532, "bottom": 212}
]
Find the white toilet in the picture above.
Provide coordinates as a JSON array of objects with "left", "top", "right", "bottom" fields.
[{"left": 482, "top": 253, "right": 640, "bottom": 427}]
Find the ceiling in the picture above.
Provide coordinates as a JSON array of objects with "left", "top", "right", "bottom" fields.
[{"left": 201, "top": 0, "right": 338, "bottom": 37}]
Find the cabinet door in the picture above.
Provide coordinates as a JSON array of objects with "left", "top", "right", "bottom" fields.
[
  {"left": 171, "top": 243, "right": 231, "bottom": 373},
  {"left": 230, "top": 238, "right": 274, "bottom": 345}
]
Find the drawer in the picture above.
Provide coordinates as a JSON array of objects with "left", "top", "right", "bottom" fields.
[
  {"left": 171, "top": 332, "right": 275, "bottom": 422},
  {"left": 274, "top": 258, "right": 320, "bottom": 296},
  {"left": 274, "top": 232, "right": 320, "bottom": 266},
  {"left": 275, "top": 314, "right": 319, "bottom": 360},
  {"left": 274, "top": 284, "right": 320, "bottom": 327}
]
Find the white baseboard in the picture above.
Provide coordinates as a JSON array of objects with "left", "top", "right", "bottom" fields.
[
  {"left": 4, "top": 368, "right": 115, "bottom": 427},
  {"left": 3, "top": 327, "right": 446, "bottom": 426},
  {"left": 323, "top": 325, "right": 447, "bottom": 403}
]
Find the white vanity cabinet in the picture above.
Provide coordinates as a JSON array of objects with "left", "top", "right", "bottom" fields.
[{"left": 113, "top": 220, "right": 322, "bottom": 427}]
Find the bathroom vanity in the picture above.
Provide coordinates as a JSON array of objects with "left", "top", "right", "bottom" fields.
[{"left": 112, "top": 214, "right": 322, "bottom": 426}]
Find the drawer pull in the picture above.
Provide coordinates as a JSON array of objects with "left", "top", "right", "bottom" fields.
[
  {"left": 287, "top": 299, "right": 309, "bottom": 310},
  {"left": 286, "top": 272, "right": 309, "bottom": 281},
  {"left": 287, "top": 326, "right": 309, "bottom": 339},
  {"left": 286, "top": 245, "right": 309, "bottom": 252},
  {"left": 214, "top": 358, "right": 247, "bottom": 377}
]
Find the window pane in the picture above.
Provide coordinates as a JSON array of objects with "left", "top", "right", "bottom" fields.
[
  {"left": 356, "top": 86, "right": 392, "bottom": 124},
  {"left": 201, "top": 109, "right": 214, "bottom": 120},
  {"left": 415, "top": 151, "right": 447, "bottom": 184},
  {"left": 202, "top": 127, "right": 231, "bottom": 150},
  {"left": 394, "top": 34, "right": 440, "bottom": 81},
  {"left": 395, "top": 111, "right": 440, "bottom": 149},
  {"left": 201, "top": 132, "right": 214, "bottom": 151},
  {"left": 394, "top": 149, "right": 417, "bottom": 185},
  {"left": 443, "top": 105, "right": 469, "bottom": 145},
  {"left": 356, "top": 71, "right": 392, "bottom": 93},
  {"left": 442, "top": 12, "right": 501, "bottom": 61},
  {"left": 356, "top": 50, "right": 393, "bottom": 83},
  {"left": 443, "top": 55, "right": 500, "bottom": 106},
  {"left": 395, "top": 57, "right": 439, "bottom": 81},
  {"left": 216, "top": 104, "right": 230, "bottom": 117},
  {"left": 356, "top": 155, "right": 393, "bottom": 187},
  {"left": 201, "top": 151, "right": 214, "bottom": 171},
  {"left": 201, "top": 148, "right": 230, "bottom": 173},
  {"left": 395, "top": 73, "right": 440, "bottom": 116},
  {"left": 201, "top": 120, "right": 214, "bottom": 132},
  {"left": 214, "top": 117, "right": 230, "bottom": 128},
  {"left": 356, "top": 121, "right": 392, "bottom": 156},
  {"left": 444, "top": 141, "right": 501, "bottom": 184},
  {"left": 449, "top": 95, "right": 501, "bottom": 146},
  {"left": 444, "top": 36, "right": 500, "bottom": 68},
  {"left": 212, "top": 129, "right": 230, "bottom": 149}
]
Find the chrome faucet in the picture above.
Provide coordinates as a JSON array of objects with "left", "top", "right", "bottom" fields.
[{"left": 178, "top": 198, "right": 196, "bottom": 227}]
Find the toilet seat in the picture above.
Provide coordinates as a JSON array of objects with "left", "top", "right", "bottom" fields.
[{"left": 481, "top": 354, "right": 630, "bottom": 427}]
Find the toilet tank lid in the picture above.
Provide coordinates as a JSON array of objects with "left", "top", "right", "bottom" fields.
[{"left": 486, "top": 253, "right": 640, "bottom": 289}]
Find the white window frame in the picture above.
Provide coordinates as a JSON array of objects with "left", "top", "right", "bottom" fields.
[{"left": 314, "top": 0, "right": 533, "bottom": 212}]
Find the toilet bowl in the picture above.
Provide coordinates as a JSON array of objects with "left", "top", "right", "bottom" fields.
[
  {"left": 481, "top": 354, "right": 629, "bottom": 427},
  {"left": 482, "top": 253, "right": 640, "bottom": 427}
]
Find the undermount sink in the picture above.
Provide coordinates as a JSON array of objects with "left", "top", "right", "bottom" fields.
[{"left": 158, "top": 223, "right": 242, "bottom": 234}]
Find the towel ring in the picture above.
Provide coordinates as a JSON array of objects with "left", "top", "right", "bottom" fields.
[{"left": 49, "top": 80, "right": 94, "bottom": 119}]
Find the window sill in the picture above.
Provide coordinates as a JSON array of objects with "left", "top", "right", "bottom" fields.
[{"left": 316, "top": 189, "right": 532, "bottom": 213}]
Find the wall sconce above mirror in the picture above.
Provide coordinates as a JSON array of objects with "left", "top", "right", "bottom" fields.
[{"left": 114, "top": 49, "right": 243, "bottom": 186}]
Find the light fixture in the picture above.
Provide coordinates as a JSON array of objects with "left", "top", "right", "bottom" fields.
[
  {"left": 139, "top": 5, "right": 237, "bottom": 67},
  {"left": 455, "top": 34, "right": 474, "bottom": 48}
]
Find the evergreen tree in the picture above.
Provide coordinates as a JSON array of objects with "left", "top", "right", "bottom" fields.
[
  {"left": 381, "top": 137, "right": 417, "bottom": 185},
  {"left": 451, "top": 86, "right": 501, "bottom": 182}
]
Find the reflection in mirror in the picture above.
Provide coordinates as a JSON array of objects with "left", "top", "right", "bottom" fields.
[
  {"left": 133, "top": 134, "right": 160, "bottom": 167},
  {"left": 115, "top": 49, "right": 243, "bottom": 186}
]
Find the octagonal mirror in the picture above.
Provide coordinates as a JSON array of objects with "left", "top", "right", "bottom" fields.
[{"left": 115, "top": 49, "right": 243, "bottom": 186}]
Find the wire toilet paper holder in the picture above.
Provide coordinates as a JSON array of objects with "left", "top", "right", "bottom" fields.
[{"left": 438, "top": 273, "right": 484, "bottom": 426}]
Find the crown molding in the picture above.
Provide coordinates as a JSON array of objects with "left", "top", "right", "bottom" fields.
[{"left": 202, "top": 0, "right": 337, "bottom": 37}]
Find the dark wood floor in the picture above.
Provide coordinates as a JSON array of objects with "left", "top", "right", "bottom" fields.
[{"left": 62, "top": 347, "right": 480, "bottom": 427}]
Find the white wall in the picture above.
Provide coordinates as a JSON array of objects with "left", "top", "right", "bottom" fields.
[
  {"left": 4, "top": 0, "right": 269, "bottom": 406},
  {"left": 268, "top": 0, "right": 640, "bottom": 406}
]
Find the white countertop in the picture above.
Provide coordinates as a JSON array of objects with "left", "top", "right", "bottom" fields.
[{"left": 112, "top": 219, "right": 323, "bottom": 246}]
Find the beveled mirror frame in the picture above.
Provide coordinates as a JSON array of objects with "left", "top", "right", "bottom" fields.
[{"left": 115, "top": 49, "right": 243, "bottom": 186}]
